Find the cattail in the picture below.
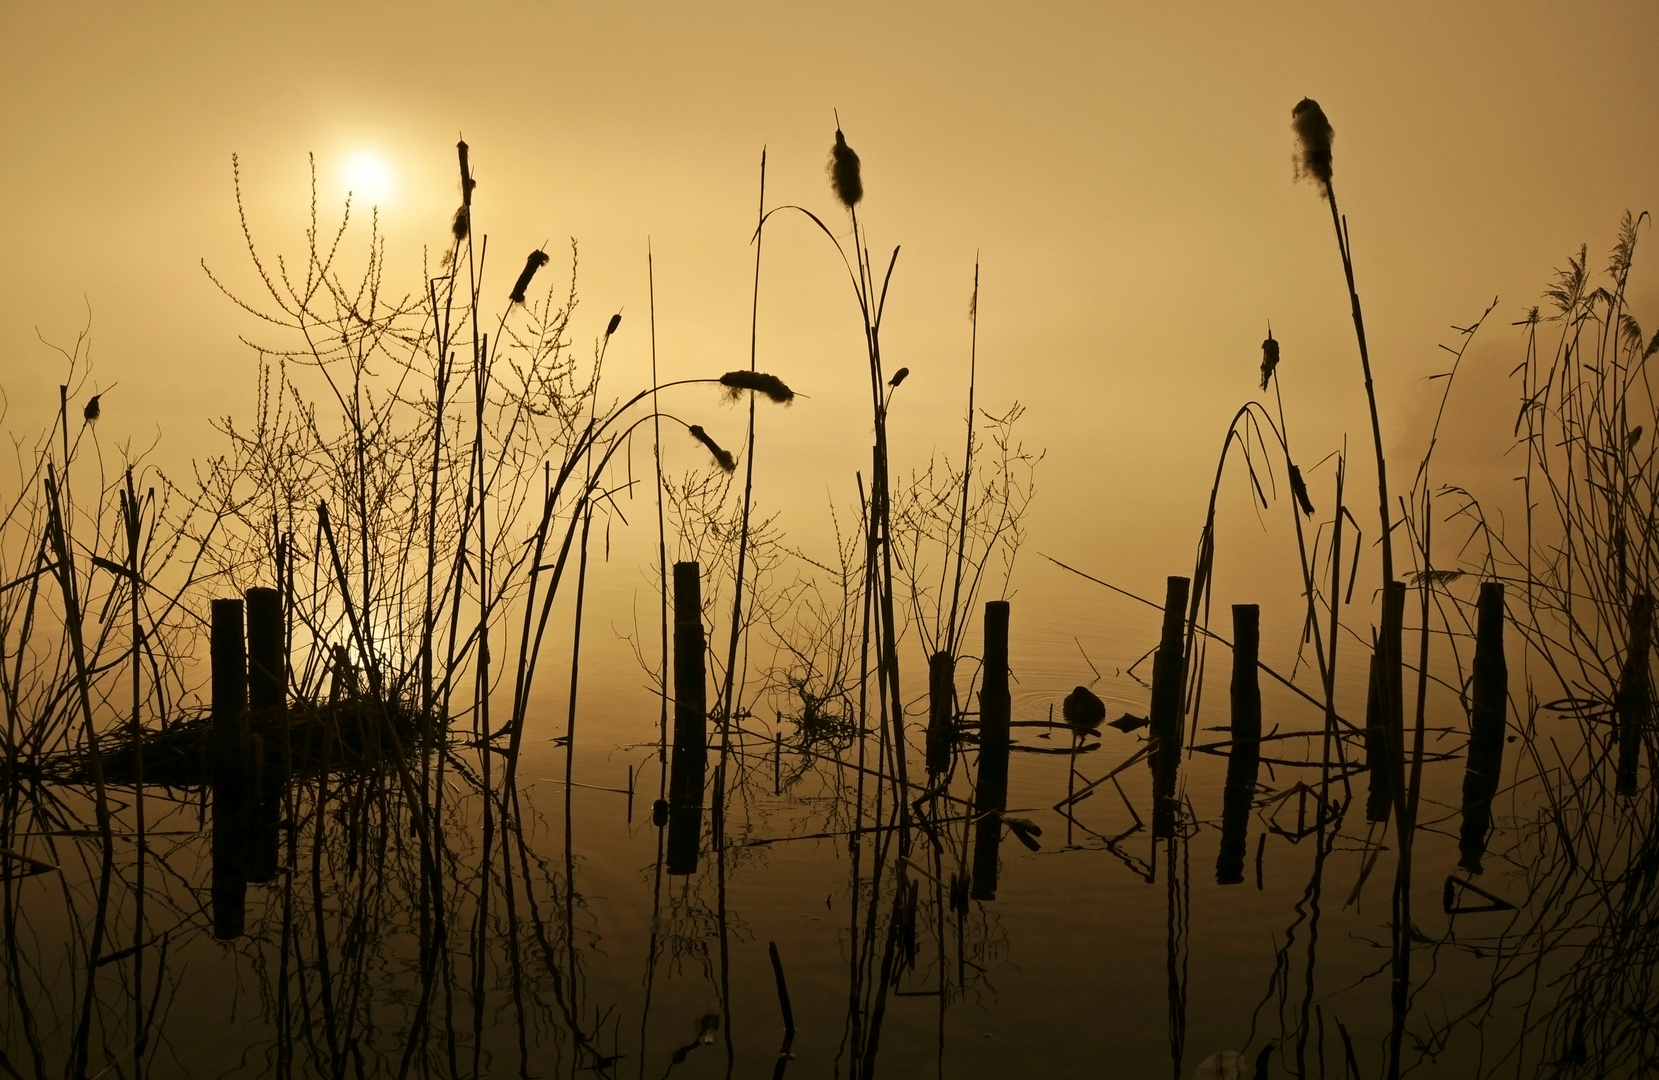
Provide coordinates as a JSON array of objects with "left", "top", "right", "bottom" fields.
[
  {"left": 688, "top": 425, "right": 736, "bottom": 472},
  {"left": 509, "top": 249, "right": 550, "bottom": 304},
  {"left": 451, "top": 205, "right": 469, "bottom": 242},
  {"left": 457, "top": 139, "right": 475, "bottom": 207},
  {"left": 1289, "top": 463, "right": 1316, "bottom": 516},
  {"left": 1260, "top": 328, "right": 1280, "bottom": 391},
  {"left": 1292, "top": 98, "right": 1334, "bottom": 191},
  {"left": 889, "top": 367, "right": 909, "bottom": 388},
  {"left": 829, "top": 128, "right": 862, "bottom": 209},
  {"left": 606, "top": 313, "right": 622, "bottom": 337},
  {"left": 719, "top": 370, "right": 795, "bottom": 405}
]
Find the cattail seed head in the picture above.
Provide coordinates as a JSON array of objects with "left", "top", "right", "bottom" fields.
[
  {"left": 457, "top": 139, "right": 476, "bottom": 207},
  {"left": 509, "top": 249, "right": 550, "bottom": 304},
  {"left": 688, "top": 425, "right": 737, "bottom": 472},
  {"left": 1260, "top": 329, "right": 1280, "bottom": 391},
  {"left": 888, "top": 367, "right": 909, "bottom": 388},
  {"left": 1291, "top": 98, "right": 1334, "bottom": 192},
  {"left": 719, "top": 370, "right": 795, "bottom": 405},
  {"left": 606, "top": 313, "right": 622, "bottom": 337},
  {"left": 1289, "top": 463, "right": 1316, "bottom": 517},
  {"left": 451, "top": 205, "right": 469, "bottom": 242},
  {"left": 829, "top": 129, "right": 863, "bottom": 210}
]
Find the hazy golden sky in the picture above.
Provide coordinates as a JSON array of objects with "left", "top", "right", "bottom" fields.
[{"left": 3, "top": 1, "right": 1656, "bottom": 626}]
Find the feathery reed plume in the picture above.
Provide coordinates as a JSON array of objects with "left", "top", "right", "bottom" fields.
[
  {"left": 829, "top": 128, "right": 863, "bottom": 209},
  {"left": 889, "top": 366, "right": 909, "bottom": 388},
  {"left": 688, "top": 425, "right": 736, "bottom": 471},
  {"left": 718, "top": 370, "right": 795, "bottom": 404},
  {"left": 1291, "top": 98, "right": 1334, "bottom": 191},
  {"left": 1259, "top": 328, "right": 1279, "bottom": 390},
  {"left": 1288, "top": 463, "right": 1315, "bottom": 516},
  {"left": 606, "top": 312, "right": 622, "bottom": 337},
  {"left": 509, "top": 249, "right": 550, "bottom": 304}
]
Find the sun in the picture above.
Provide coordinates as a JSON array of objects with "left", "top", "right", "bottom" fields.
[{"left": 341, "top": 150, "right": 396, "bottom": 206}]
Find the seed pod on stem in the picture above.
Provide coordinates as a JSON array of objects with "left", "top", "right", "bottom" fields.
[
  {"left": 688, "top": 425, "right": 736, "bottom": 472},
  {"left": 509, "top": 249, "right": 550, "bottom": 304},
  {"left": 1292, "top": 98, "right": 1334, "bottom": 193},
  {"left": 829, "top": 128, "right": 862, "bottom": 209},
  {"left": 719, "top": 370, "right": 795, "bottom": 405},
  {"left": 1260, "top": 328, "right": 1280, "bottom": 391}
]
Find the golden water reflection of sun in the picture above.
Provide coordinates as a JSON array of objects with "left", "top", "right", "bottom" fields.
[{"left": 341, "top": 150, "right": 395, "bottom": 206}]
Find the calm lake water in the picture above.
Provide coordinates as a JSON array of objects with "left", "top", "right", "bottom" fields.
[{"left": 3, "top": 551, "right": 1628, "bottom": 1080}]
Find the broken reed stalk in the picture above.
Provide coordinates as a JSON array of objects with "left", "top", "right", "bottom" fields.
[
  {"left": 718, "top": 149, "right": 766, "bottom": 791},
  {"left": 44, "top": 464, "right": 117, "bottom": 1080},
  {"left": 649, "top": 247, "right": 669, "bottom": 769},
  {"left": 943, "top": 261, "right": 981, "bottom": 658},
  {"left": 1217, "top": 604, "right": 1261, "bottom": 885},
  {"left": 120, "top": 467, "right": 147, "bottom": 1071},
  {"left": 1459, "top": 582, "right": 1507, "bottom": 871}
]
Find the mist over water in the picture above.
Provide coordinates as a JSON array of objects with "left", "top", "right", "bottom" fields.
[{"left": 4, "top": 5, "right": 1659, "bottom": 1077}]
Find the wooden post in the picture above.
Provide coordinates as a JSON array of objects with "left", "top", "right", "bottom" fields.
[
  {"left": 1365, "top": 581, "right": 1407, "bottom": 823},
  {"left": 1458, "top": 583, "right": 1507, "bottom": 871},
  {"left": 1148, "top": 576, "right": 1190, "bottom": 839},
  {"left": 970, "top": 601, "right": 1011, "bottom": 900},
  {"left": 1217, "top": 604, "right": 1261, "bottom": 884},
  {"left": 210, "top": 598, "right": 247, "bottom": 940},
  {"left": 925, "top": 650, "right": 956, "bottom": 775},
  {"left": 1617, "top": 593, "right": 1653, "bottom": 797},
  {"left": 245, "top": 586, "right": 284, "bottom": 883},
  {"left": 667, "top": 562, "right": 707, "bottom": 875}
]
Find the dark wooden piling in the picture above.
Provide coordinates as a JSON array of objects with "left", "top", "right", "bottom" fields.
[
  {"left": 210, "top": 598, "right": 248, "bottom": 940},
  {"left": 245, "top": 587, "right": 284, "bottom": 883},
  {"left": 1458, "top": 582, "right": 1507, "bottom": 871},
  {"left": 1148, "top": 576, "right": 1190, "bottom": 840},
  {"left": 667, "top": 562, "right": 707, "bottom": 875},
  {"left": 1365, "top": 581, "right": 1407, "bottom": 823},
  {"left": 1617, "top": 592, "right": 1653, "bottom": 797},
  {"left": 970, "top": 601, "right": 1011, "bottom": 900},
  {"left": 925, "top": 650, "right": 956, "bottom": 775},
  {"left": 1217, "top": 604, "right": 1261, "bottom": 884}
]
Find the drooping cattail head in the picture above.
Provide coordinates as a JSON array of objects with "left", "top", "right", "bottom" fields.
[
  {"left": 688, "top": 425, "right": 737, "bottom": 471},
  {"left": 1288, "top": 463, "right": 1316, "bottom": 517},
  {"left": 451, "top": 205, "right": 469, "bottom": 242},
  {"left": 829, "top": 129, "right": 863, "bottom": 210},
  {"left": 1260, "top": 328, "right": 1280, "bottom": 391},
  {"left": 889, "top": 367, "right": 909, "bottom": 388},
  {"left": 606, "top": 313, "right": 622, "bottom": 337},
  {"left": 509, "top": 249, "right": 550, "bottom": 304},
  {"left": 719, "top": 370, "right": 795, "bottom": 405},
  {"left": 1291, "top": 98, "right": 1334, "bottom": 192}
]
